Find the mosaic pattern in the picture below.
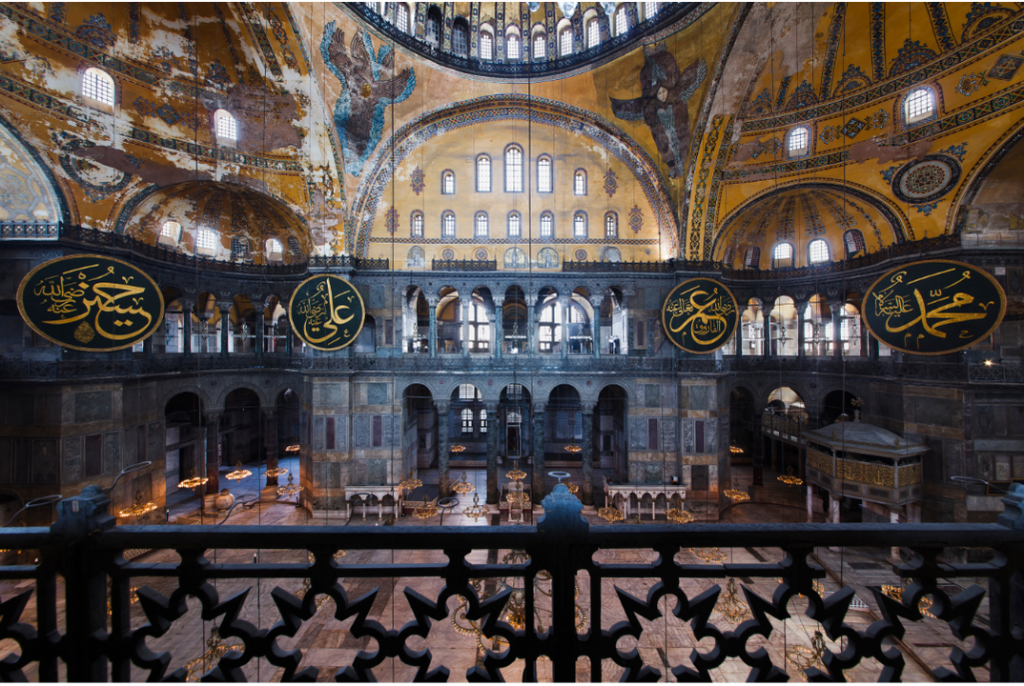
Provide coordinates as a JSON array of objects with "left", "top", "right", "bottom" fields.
[
  {"left": 265, "top": 8, "right": 298, "bottom": 70},
  {"left": 785, "top": 80, "right": 817, "bottom": 110},
  {"left": 629, "top": 205, "right": 644, "bottom": 234},
  {"left": 988, "top": 53, "right": 1024, "bottom": 81},
  {"left": 723, "top": 150, "right": 849, "bottom": 182},
  {"left": 869, "top": 2, "right": 886, "bottom": 82},
  {"left": 47, "top": 3, "right": 66, "bottom": 24},
  {"left": 54, "top": 134, "right": 131, "bottom": 202},
  {"left": 818, "top": 3, "right": 847, "bottom": 99},
  {"left": 833, "top": 64, "right": 871, "bottom": 96},
  {"left": 890, "top": 38, "right": 939, "bottom": 77},
  {"left": 819, "top": 126, "right": 840, "bottom": 145},
  {"left": 817, "top": 192, "right": 858, "bottom": 230},
  {"left": 925, "top": 2, "right": 957, "bottom": 53},
  {"left": 868, "top": 109, "right": 889, "bottom": 129},
  {"left": 688, "top": 115, "right": 723, "bottom": 257},
  {"left": 748, "top": 88, "right": 772, "bottom": 116},
  {"left": 410, "top": 166, "right": 425, "bottom": 195},
  {"left": 939, "top": 142, "right": 967, "bottom": 162},
  {"left": 384, "top": 207, "right": 399, "bottom": 235},
  {"left": 537, "top": 248, "right": 559, "bottom": 268},
  {"left": 957, "top": 72, "right": 989, "bottom": 96},
  {"left": 891, "top": 154, "right": 962, "bottom": 204},
  {"left": 913, "top": 202, "right": 939, "bottom": 216},
  {"left": 574, "top": 249, "right": 588, "bottom": 262},
  {"left": 441, "top": 248, "right": 455, "bottom": 260},
  {"left": 879, "top": 165, "right": 900, "bottom": 183},
  {"left": 75, "top": 13, "right": 115, "bottom": 49},
  {"left": 799, "top": 195, "right": 826, "bottom": 237},
  {"left": 475, "top": 248, "right": 489, "bottom": 261},
  {"left": 129, "top": 128, "right": 303, "bottom": 171},
  {"left": 238, "top": 3, "right": 283, "bottom": 78},
  {"left": 702, "top": 118, "right": 735, "bottom": 257},
  {"left": 840, "top": 117, "right": 866, "bottom": 139},
  {"left": 776, "top": 197, "right": 796, "bottom": 239},
  {"left": 0, "top": 73, "right": 87, "bottom": 122},
  {"left": 774, "top": 76, "right": 792, "bottom": 111},
  {"left": 0, "top": 116, "right": 64, "bottom": 223},
  {"left": 962, "top": 2, "right": 1016, "bottom": 43},
  {"left": 127, "top": 3, "right": 141, "bottom": 44},
  {"left": 604, "top": 167, "right": 618, "bottom": 197}
]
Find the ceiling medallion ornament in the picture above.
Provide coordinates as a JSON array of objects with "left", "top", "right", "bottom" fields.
[
  {"left": 17, "top": 254, "right": 165, "bottom": 352},
  {"left": 956, "top": 71, "right": 989, "bottom": 96},
  {"left": 863, "top": 259, "right": 1006, "bottom": 355},
  {"left": 661, "top": 278, "right": 739, "bottom": 354},
  {"left": 288, "top": 274, "right": 366, "bottom": 351},
  {"left": 890, "top": 154, "right": 962, "bottom": 204}
]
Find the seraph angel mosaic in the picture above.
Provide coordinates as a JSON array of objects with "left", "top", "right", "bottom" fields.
[
  {"left": 610, "top": 45, "right": 706, "bottom": 179},
  {"left": 320, "top": 21, "right": 416, "bottom": 177}
]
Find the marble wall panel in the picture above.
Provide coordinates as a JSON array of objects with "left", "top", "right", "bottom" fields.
[
  {"left": 75, "top": 391, "right": 111, "bottom": 423},
  {"left": 63, "top": 435, "right": 82, "bottom": 483}
]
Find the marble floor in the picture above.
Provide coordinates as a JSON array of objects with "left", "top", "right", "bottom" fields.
[{"left": 0, "top": 466, "right": 992, "bottom": 682}]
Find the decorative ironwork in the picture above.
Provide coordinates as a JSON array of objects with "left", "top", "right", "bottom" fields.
[
  {"left": 224, "top": 461, "right": 251, "bottom": 482},
  {"left": 276, "top": 472, "right": 302, "bottom": 497},
  {"left": 714, "top": 577, "right": 752, "bottom": 623},
  {"left": 786, "top": 630, "right": 827, "bottom": 678},
  {"left": 882, "top": 579, "right": 936, "bottom": 618},
  {"left": 184, "top": 629, "right": 243, "bottom": 681}
]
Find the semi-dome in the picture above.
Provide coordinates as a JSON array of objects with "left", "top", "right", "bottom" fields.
[{"left": 121, "top": 182, "right": 310, "bottom": 264}]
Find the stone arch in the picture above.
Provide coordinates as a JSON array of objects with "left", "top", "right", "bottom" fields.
[
  {"left": 159, "top": 384, "right": 215, "bottom": 417},
  {"left": 213, "top": 382, "right": 270, "bottom": 410},
  {"left": 0, "top": 112, "right": 70, "bottom": 224},
  {"left": 951, "top": 117, "right": 1024, "bottom": 236}
]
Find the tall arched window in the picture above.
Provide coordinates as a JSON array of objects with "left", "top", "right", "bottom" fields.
[
  {"left": 395, "top": 3, "right": 410, "bottom": 33},
  {"left": 787, "top": 126, "right": 809, "bottom": 158},
  {"left": 587, "top": 19, "right": 601, "bottom": 47},
  {"left": 559, "top": 28, "right": 573, "bottom": 56},
  {"left": 231, "top": 237, "right": 250, "bottom": 260},
  {"left": 425, "top": 7, "right": 442, "bottom": 45},
  {"left": 540, "top": 211, "right": 554, "bottom": 238},
  {"left": 744, "top": 246, "right": 761, "bottom": 268},
  {"left": 196, "top": 227, "right": 218, "bottom": 256},
  {"left": 573, "top": 212, "right": 587, "bottom": 238},
  {"left": 452, "top": 21, "right": 469, "bottom": 57},
  {"left": 844, "top": 229, "right": 865, "bottom": 256},
  {"left": 574, "top": 169, "right": 587, "bottom": 195},
  {"left": 441, "top": 170, "right": 455, "bottom": 194},
  {"left": 506, "top": 27, "right": 522, "bottom": 59},
  {"left": 475, "top": 212, "right": 489, "bottom": 238},
  {"left": 643, "top": 2, "right": 659, "bottom": 20},
  {"left": 442, "top": 211, "right": 456, "bottom": 237},
  {"left": 615, "top": 7, "right": 629, "bottom": 36},
  {"left": 903, "top": 86, "right": 936, "bottom": 125},
  {"left": 537, "top": 156, "right": 552, "bottom": 193},
  {"left": 479, "top": 408, "right": 488, "bottom": 432},
  {"left": 476, "top": 155, "right": 491, "bottom": 192},
  {"left": 461, "top": 408, "right": 474, "bottom": 435},
  {"left": 533, "top": 33, "right": 546, "bottom": 59},
  {"left": 772, "top": 242, "right": 793, "bottom": 267},
  {"left": 411, "top": 211, "right": 424, "bottom": 237},
  {"left": 159, "top": 221, "right": 181, "bottom": 245},
  {"left": 808, "top": 238, "right": 830, "bottom": 264},
  {"left": 266, "top": 238, "right": 283, "bottom": 261},
  {"left": 605, "top": 212, "right": 618, "bottom": 238},
  {"left": 508, "top": 211, "right": 521, "bottom": 238},
  {"left": 505, "top": 145, "right": 523, "bottom": 192},
  {"left": 480, "top": 30, "right": 493, "bottom": 60},
  {"left": 82, "top": 67, "right": 114, "bottom": 109},
  {"left": 214, "top": 109, "right": 237, "bottom": 142}
]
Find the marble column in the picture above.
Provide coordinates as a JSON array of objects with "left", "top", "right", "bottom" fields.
[
  {"left": 486, "top": 402, "right": 499, "bottom": 504},
  {"left": 493, "top": 299, "right": 503, "bottom": 360},
  {"left": 181, "top": 300, "right": 194, "bottom": 356},
  {"left": 204, "top": 411, "right": 220, "bottom": 495},
  {"left": 218, "top": 303, "right": 231, "bottom": 356},
  {"left": 533, "top": 401, "right": 546, "bottom": 502},
  {"left": 581, "top": 403, "right": 595, "bottom": 505},
  {"left": 462, "top": 300, "right": 471, "bottom": 357},
  {"left": 762, "top": 304, "right": 773, "bottom": 358},
  {"left": 436, "top": 400, "right": 450, "bottom": 496},
  {"left": 589, "top": 298, "right": 601, "bottom": 359},
  {"left": 735, "top": 315, "right": 743, "bottom": 359},
  {"left": 869, "top": 335, "right": 879, "bottom": 361},
  {"left": 282, "top": 318, "right": 292, "bottom": 356},
  {"left": 560, "top": 297, "right": 569, "bottom": 359},
  {"left": 428, "top": 297, "right": 438, "bottom": 358},
  {"left": 806, "top": 484, "right": 814, "bottom": 523},
  {"left": 890, "top": 509, "right": 901, "bottom": 560},
  {"left": 255, "top": 310, "right": 265, "bottom": 357},
  {"left": 529, "top": 293, "right": 538, "bottom": 355},
  {"left": 829, "top": 493, "right": 840, "bottom": 523},
  {"left": 264, "top": 409, "right": 280, "bottom": 487},
  {"left": 796, "top": 301, "right": 807, "bottom": 358},
  {"left": 830, "top": 301, "right": 843, "bottom": 359}
]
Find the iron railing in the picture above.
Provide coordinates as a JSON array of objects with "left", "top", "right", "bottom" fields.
[{"left": 0, "top": 484, "right": 1022, "bottom": 681}]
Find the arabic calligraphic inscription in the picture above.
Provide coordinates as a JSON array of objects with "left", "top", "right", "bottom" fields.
[
  {"left": 863, "top": 260, "right": 1005, "bottom": 355},
  {"left": 661, "top": 278, "right": 738, "bottom": 354},
  {"left": 289, "top": 274, "right": 365, "bottom": 351},
  {"left": 17, "top": 254, "right": 165, "bottom": 352}
]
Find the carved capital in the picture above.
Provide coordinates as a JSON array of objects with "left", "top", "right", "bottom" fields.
[{"left": 434, "top": 400, "right": 450, "bottom": 413}]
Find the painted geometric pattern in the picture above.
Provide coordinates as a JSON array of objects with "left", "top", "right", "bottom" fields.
[
  {"left": 724, "top": 150, "right": 849, "bottom": 181},
  {"left": 775, "top": 75, "right": 792, "bottom": 111},
  {"left": 818, "top": 2, "right": 847, "bottom": 100},
  {"left": 703, "top": 118, "right": 735, "bottom": 257},
  {"left": 0, "top": 121, "right": 62, "bottom": 222},
  {"left": 743, "top": 17, "right": 1024, "bottom": 132},
  {"left": 129, "top": 128, "right": 303, "bottom": 171},
  {"left": 799, "top": 195, "right": 826, "bottom": 237},
  {"left": 840, "top": 117, "right": 866, "bottom": 139},
  {"left": 604, "top": 167, "right": 618, "bottom": 197},
  {"left": 776, "top": 197, "right": 796, "bottom": 239},
  {"left": 889, "top": 39, "right": 938, "bottom": 77},
  {"left": 785, "top": 80, "right": 817, "bottom": 110},
  {"left": 817, "top": 192, "right": 858, "bottom": 230},
  {"left": 989, "top": 53, "right": 1024, "bottom": 80},
  {"left": 629, "top": 205, "right": 644, "bottom": 234},
  {"left": 410, "top": 166, "right": 425, "bottom": 195},
  {"left": 833, "top": 64, "right": 872, "bottom": 96},
  {"left": 689, "top": 115, "right": 724, "bottom": 258},
  {"left": 870, "top": 2, "right": 886, "bottom": 81},
  {"left": 925, "top": 2, "right": 957, "bottom": 53}
]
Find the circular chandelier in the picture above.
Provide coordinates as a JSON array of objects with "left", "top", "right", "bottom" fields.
[
  {"left": 667, "top": 508, "right": 694, "bottom": 524},
  {"left": 265, "top": 466, "right": 288, "bottom": 478},
  {"left": 449, "top": 444, "right": 467, "bottom": 454},
  {"left": 177, "top": 468, "right": 208, "bottom": 491},
  {"left": 285, "top": 444, "right": 301, "bottom": 453},
  {"left": 225, "top": 461, "right": 251, "bottom": 482},
  {"left": 563, "top": 444, "right": 582, "bottom": 454},
  {"left": 506, "top": 461, "right": 527, "bottom": 482},
  {"left": 398, "top": 469, "right": 423, "bottom": 492},
  {"left": 463, "top": 493, "right": 489, "bottom": 521},
  {"left": 451, "top": 472, "right": 475, "bottom": 495},
  {"left": 778, "top": 467, "right": 804, "bottom": 487},
  {"left": 413, "top": 497, "right": 438, "bottom": 521},
  {"left": 598, "top": 505, "right": 625, "bottom": 523},
  {"left": 117, "top": 491, "right": 157, "bottom": 519},
  {"left": 276, "top": 472, "right": 303, "bottom": 497}
]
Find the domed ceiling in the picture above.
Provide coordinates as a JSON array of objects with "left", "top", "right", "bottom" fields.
[
  {"left": 715, "top": 186, "right": 902, "bottom": 269},
  {"left": 123, "top": 182, "right": 309, "bottom": 264}
]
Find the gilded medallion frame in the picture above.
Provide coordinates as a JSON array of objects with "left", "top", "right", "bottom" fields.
[
  {"left": 288, "top": 274, "right": 366, "bottom": 351},
  {"left": 661, "top": 277, "right": 739, "bottom": 354}
]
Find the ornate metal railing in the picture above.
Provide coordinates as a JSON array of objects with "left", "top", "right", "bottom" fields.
[
  {"left": 0, "top": 484, "right": 1022, "bottom": 681},
  {"left": 0, "top": 221, "right": 59, "bottom": 239},
  {"left": 431, "top": 258, "right": 497, "bottom": 272}
]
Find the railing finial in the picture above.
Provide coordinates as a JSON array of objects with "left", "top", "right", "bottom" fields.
[{"left": 538, "top": 484, "right": 588, "bottom": 538}]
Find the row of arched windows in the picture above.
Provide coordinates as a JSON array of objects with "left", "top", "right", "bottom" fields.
[
  {"left": 441, "top": 150, "right": 588, "bottom": 195},
  {"left": 409, "top": 210, "right": 619, "bottom": 239},
  {"left": 729, "top": 230, "right": 867, "bottom": 269},
  {"left": 371, "top": 3, "right": 660, "bottom": 60},
  {"left": 158, "top": 221, "right": 298, "bottom": 261}
]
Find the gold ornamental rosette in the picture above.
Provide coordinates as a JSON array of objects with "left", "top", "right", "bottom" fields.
[
  {"left": 288, "top": 274, "right": 365, "bottom": 351},
  {"left": 17, "top": 254, "right": 165, "bottom": 352},
  {"left": 661, "top": 278, "right": 738, "bottom": 354}
]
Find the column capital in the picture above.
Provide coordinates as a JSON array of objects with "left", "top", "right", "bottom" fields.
[
  {"left": 203, "top": 410, "right": 221, "bottom": 424},
  {"left": 581, "top": 402, "right": 595, "bottom": 414},
  {"left": 216, "top": 301, "right": 234, "bottom": 313},
  {"left": 533, "top": 401, "right": 547, "bottom": 413},
  {"left": 178, "top": 298, "right": 195, "bottom": 311},
  {"left": 484, "top": 401, "right": 499, "bottom": 412},
  {"left": 434, "top": 400, "right": 450, "bottom": 413}
]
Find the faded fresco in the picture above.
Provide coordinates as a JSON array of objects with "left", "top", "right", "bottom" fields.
[
  {"left": 320, "top": 22, "right": 416, "bottom": 177},
  {"left": 610, "top": 46, "right": 706, "bottom": 179}
]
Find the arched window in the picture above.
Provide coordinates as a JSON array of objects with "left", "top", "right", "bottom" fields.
[
  {"left": 452, "top": 21, "right": 469, "bottom": 57},
  {"left": 441, "top": 170, "right": 455, "bottom": 194},
  {"left": 574, "top": 169, "right": 587, "bottom": 195},
  {"left": 772, "top": 242, "right": 793, "bottom": 267},
  {"left": 723, "top": 244, "right": 737, "bottom": 264},
  {"left": 476, "top": 155, "right": 491, "bottom": 192},
  {"left": 537, "top": 155, "right": 552, "bottom": 193},
  {"left": 266, "top": 238, "right": 283, "bottom": 261},
  {"left": 230, "top": 236, "right": 250, "bottom": 260},
  {"left": 787, "top": 126, "right": 809, "bottom": 158},
  {"left": 196, "top": 227, "right": 218, "bottom": 256},
  {"left": 559, "top": 28, "right": 573, "bottom": 56},
  {"left": 442, "top": 212, "right": 456, "bottom": 237},
  {"left": 480, "top": 30, "right": 493, "bottom": 60},
  {"left": 615, "top": 7, "right": 629, "bottom": 36},
  {"left": 425, "top": 7, "right": 442, "bottom": 45},
  {"left": 159, "top": 221, "right": 180, "bottom": 245},
  {"left": 605, "top": 212, "right": 618, "bottom": 238},
  {"left": 533, "top": 33, "right": 546, "bottom": 59},
  {"left": 395, "top": 3, "right": 410, "bottom": 33},
  {"left": 540, "top": 211, "right": 554, "bottom": 238},
  {"left": 461, "top": 408, "right": 474, "bottom": 435},
  {"left": 505, "top": 145, "right": 523, "bottom": 192},
  {"left": 808, "top": 238, "right": 830, "bottom": 264},
  {"left": 479, "top": 408, "right": 488, "bottom": 433},
  {"left": 468, "top": 302, "right": 489, "bottom": 352},
  {"left": 475, "top": 212, "right": 489, "bottom": 238},
  {"left": 411, "top": 211, "right": 424, "bottom": 237},
  {"left": 214, "top": 109, "right": 237, "bottom": 142},
  {"left": 288, "top": 236, "right": 301, "bottom": 256},
  {"left": 506, "top": 27, "right": 522, "bottom": 60},
  {"left": 587, "top": 19, "right": 601, "bottom": 48},
  {"left": 744, "top": 246, "right": 761, "bottom": 268},
  {"left": 573, "top": 212, "right": 587, "bottom": 238},
  {"left": 643, "top": 2, "right": 659, "bottom": 20},
  {"left": 903, "top": 86, "right": 936, "bottom": 124},
  {"left": 844, "top": 229, "right": 865, "bottom": 255},
  {"left": 507, "top": 211, "right": 521, "bottom": 238},
  {"left": 82, "top": 67, "right": 114, "bottom": 109}
]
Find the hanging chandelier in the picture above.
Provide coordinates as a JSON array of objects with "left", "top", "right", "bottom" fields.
[
  {"left": 285, "top": 444, "right": 300, "bottom": 453},
  {"left": 265, "top": 466, "right": 288, "bottom": 478},
  {"left": 117, "top": 491, "right": 157, "bottom": 519},
  {"left": 506, "top": 461, "right": 527, "bottom": 482},
  {"left": 778, "top": 466, "right": 804, "bottom": 487},
  {"left": 178, "top": 468, "right": 208, "bottom": 491},
  {"left": 714, "top": 578, "right": 751, "bottom": 624},
  {"left": 563, "top": 444, "right": 582, "bottom": 454},
  {"left": 276, "top": 472, "right": 303, "bottom": 497},
  {"left": 882, "top": 579, "right": 935, "bottom": 618},
  {"left": 414, "top": 497, "right": 439, "bottom": 521},
  {"left": 666, "top": 507, "right": 693, "bottom": 524},
  {"left": 724, "top": 480, "right": 750, "bottom": 502},
  {"left": 450, "top": 444, "right": 467, "bottom": 454},
  {"left": 224, "top": 461, "right": 251, "bottom": 482},
  {"left": 689, "top": 547, "right": 726, "bottom": 563},
  {"left": 463, "top": 493, "right": 489, "bottom": 522},
  {"left": 598, "top": 505, "right": 625, "bottom": 523},
  {"left": 398, "top": 469, "right": 423, "bottom": 492},
  {"left": 786, "top": 630, "right": 827, "bottom": 679},
  {"left": 451, "top": 472, "right": 475, "bottom": 495}
]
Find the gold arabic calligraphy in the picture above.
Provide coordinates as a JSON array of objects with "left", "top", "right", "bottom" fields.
[
  {"left": 871, "top": 266, "right": 994, "bottom": 351},
  {"left": 665, "top": 285, "right": 736, "bottom": 347},
  {"left": 32, "top": 263, "right": 154, "bottom": 343},
  {"left": 297, "top": 278, "right": 357, "bottom": 345}
]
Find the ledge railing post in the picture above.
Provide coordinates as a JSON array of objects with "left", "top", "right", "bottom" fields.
[{"left": 50, "top": 485, "right": 116, "bottom": 682}]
